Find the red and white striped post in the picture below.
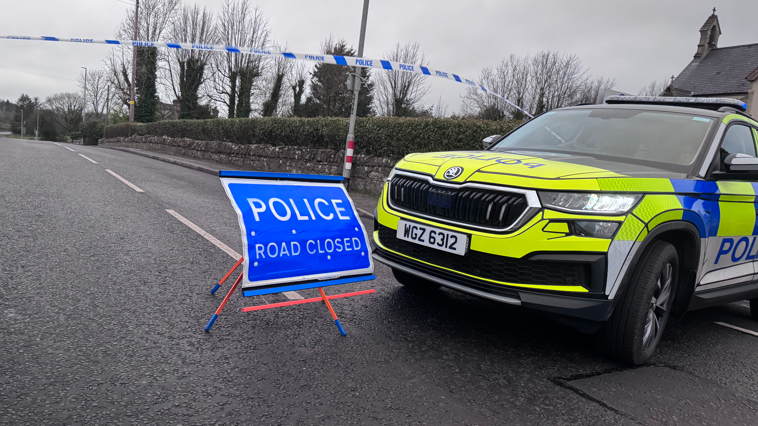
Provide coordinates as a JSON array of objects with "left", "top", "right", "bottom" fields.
[
  {"left": 343, "top": 137, "right": 355, "bottom": 188},
  {"left": 343, "top": 0, "right": 370, "bottom": 191}
]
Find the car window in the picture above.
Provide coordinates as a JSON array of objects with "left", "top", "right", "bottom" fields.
[
  {"left": 490, "top": 108, "right": 715, "bottom": 169},
  {"left": 720, "top": 124, "right": 757, "bottom": 171}
]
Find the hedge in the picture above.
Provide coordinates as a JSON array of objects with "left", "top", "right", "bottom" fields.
[
  {"left": 103, "top": 117, "right": 522, "bottom": 160},
  {"left": 80, "top": 121, "right": 105, "bottom": 145}
]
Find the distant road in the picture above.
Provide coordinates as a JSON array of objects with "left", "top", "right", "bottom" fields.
[{"left": 2, "top": 138, "right": 758, "bottom": 425}]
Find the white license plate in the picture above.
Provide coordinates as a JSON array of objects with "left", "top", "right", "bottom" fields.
[{"left": 396, "top": 220, "right": 468, "bottom": 256}]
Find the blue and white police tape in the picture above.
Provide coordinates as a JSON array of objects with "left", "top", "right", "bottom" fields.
[{"left": 1, "top": 35, "right": 533, "bottom": 118}]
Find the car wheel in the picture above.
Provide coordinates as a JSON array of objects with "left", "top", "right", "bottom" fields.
[
  {"left": 392, "top": 268, "right": 441, "bottom": 291},
  {"left": 750, "top": 299, "right": 758, "bottom": 320},
  {"left": 595, "top": 240, "right": 678, "bottom": 365}
]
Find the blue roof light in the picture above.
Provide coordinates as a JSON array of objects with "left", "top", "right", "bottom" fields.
[{"left": 605, "top": 96, "right": 748, "bottom": 112}]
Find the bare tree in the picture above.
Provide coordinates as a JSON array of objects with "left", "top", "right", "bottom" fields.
[
  {"left": 461, "top": 54, "right": 536, "bottom": 120},
  {"left": 162, "top": 4, "right": 216, "bottom": 119},
  {"left": 462, "top": 51, "right": 613, "bottom": 119},
  {"left": 116, "top": 0, "right": 180, "bottom": 42},
  {"left": 373, "top": 42, "right": 430, "bottom": 117},
  {"left": 105, "top": 0, "right": 180, "bottom": 119},
  {"left": 431, "top": 95, "right": 449, "bottom": 118},
  {"left": 577, "top": 76, "right": 616, "bottom": 104},
  {"left": 638, "top": 78, "right": 670, "bottom": 96},
  {"left": 260, "top": 42, "right": 295, "bottom": 117},
  {"left": 45, "top": 93, "right": 84, "bottom": 134},
  {"left": 506, "top": 55, "right": 532, "bottom": 119},
  {"left": 208, "top": 0, "right": 270, "bottom": 118},
  {"left": 105, "top": 48, "right": 134, "bottom": 108},
  {"left": 461, "top": 56, "right": 518, "bottom": 120},
  {"left": 78, "top": 69, "right": 113, "bottom": 120},
  {"left": 529, "top": 52, "right": 588, "bottom": 114},
  {"left": 289, "top": 61, "right": 310, "bottom": 117}
]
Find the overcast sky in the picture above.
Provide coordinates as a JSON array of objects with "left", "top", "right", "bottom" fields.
[{"left": 1, "top": 0, "right": 756, "bottom": 114}]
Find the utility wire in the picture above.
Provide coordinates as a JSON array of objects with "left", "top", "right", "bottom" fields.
[{"left": 0, "top": 65, "right": 78, "bottom": 82}]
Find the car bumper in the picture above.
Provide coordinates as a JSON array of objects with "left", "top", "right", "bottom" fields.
[{"left": 372, "top": 239, "right": 615, "bottom": 322}]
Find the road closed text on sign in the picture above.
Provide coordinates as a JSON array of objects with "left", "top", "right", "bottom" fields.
[{"left": 221, "top": 177, "right": 373, "bottom": 288}]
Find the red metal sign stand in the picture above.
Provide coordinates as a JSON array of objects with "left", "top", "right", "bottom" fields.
[
  {"left": 204, "top": 258, "right": 374, "bottom": 334},
  {"left": 210, "top": 257, "right": 243, "bottom": 295}
]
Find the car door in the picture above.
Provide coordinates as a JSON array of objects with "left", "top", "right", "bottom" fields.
[{"left": 699, "top": 123, "right": 758, "bottom": 291}]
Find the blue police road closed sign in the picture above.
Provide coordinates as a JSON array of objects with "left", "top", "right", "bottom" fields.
[{"left": 221, "top": 173, "right": 374, "bottom": 291}]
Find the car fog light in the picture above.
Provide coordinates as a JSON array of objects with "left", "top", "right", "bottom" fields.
[{"left": 573, "top": 221, "right": 620, "bottom": 239}]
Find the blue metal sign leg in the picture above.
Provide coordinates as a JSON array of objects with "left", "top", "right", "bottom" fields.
[
  {"left": 205, "top": 272, "right": 243, "bottom": 332},
  {"left": 319, "top": 287, "right": 347, "bottom": 336}
]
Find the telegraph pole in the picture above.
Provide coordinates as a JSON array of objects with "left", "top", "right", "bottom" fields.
[
  {"left": 129, "top": 0, "right": 139, "bottom": 124},
  {"left": 342, "top": 0, "right": 369, "bottom": 191},
  {"left": 81, "top": 67, "right": 88, "bottom": 120},
  {"left": 35, "top": 101, "right": 39, "bottom": 140},
  {"left": 21, "top": 109, "right": 24, "bottom": 137}
]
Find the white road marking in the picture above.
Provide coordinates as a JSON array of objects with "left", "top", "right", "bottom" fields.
[
  {"left": 282, "top": 291, "right": 304, "bottom": 300},
  {"left": 356, "top": 207, "right": 374, "bottom": 218},
  {"left": 105, "top": 169, "right": 144, "bottom": 193},
  {"left": 166, "top": 209, "right": 241, "bottom": 259},
  {"left": 164, "top": 209, "right": 301, "bottom": 300},
  {"left": 715, "top": 321, "right": 758, "bottom": 337},
  {"left": 79, "top": 154, "right": 98, "bottom": 164},
  {"left": 63, "top": 146, "right": 76, "bottom": 152},
  {"left": 53, "top": 143, "right": 61, "bottom": 146}
]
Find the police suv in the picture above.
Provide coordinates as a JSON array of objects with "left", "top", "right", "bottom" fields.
[{"left": 371, "top": 96, "right": 758, "bottom": 364}]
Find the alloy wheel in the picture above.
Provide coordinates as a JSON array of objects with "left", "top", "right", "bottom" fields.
[{"left": 643, "top": 262, "right": 673, "bottom": 348}]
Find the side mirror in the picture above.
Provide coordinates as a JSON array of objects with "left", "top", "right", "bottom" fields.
[
  {"left": 482, "top": 135, "right": 501, "bottom": 150},
  {"left": 725, "top": 153, "right": 758, "bottom": 171}
]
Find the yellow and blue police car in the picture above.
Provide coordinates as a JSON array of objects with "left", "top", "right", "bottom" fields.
[{"left": 372, "top": 96, "right": 758, "bottom": 364}]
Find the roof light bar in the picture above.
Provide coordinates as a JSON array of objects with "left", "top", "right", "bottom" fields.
[{"left": 605, "top": 95, "right": 747, "bottom": 112}]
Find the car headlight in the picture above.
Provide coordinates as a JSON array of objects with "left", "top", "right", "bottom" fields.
[{"left": 539, "top": 192, "right": 641, "bottom": 215}]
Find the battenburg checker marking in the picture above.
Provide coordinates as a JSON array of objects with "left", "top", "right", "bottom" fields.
[{"left": 0, "top": 34, "right": 533, "bottom": 118}]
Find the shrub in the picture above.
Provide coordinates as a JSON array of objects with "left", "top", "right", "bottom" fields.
[
  {"left": 103, "top": 117, "right": 522, "bottom": 160},
  {"left": 80, "top": 121, "right": 105, "bottom": 145},
  {"left": 103, "top": 123, "right": 140, "bottom": 138}
]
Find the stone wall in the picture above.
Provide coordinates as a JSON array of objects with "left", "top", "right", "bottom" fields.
[{"left": 99, "top": 135, "right": 395, "bottom": 194}]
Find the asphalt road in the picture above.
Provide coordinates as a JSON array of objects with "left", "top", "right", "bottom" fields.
[{"left": 2, "top": 138, "right": 758, "bottom": 425}]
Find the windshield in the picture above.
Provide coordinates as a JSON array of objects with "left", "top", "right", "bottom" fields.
[{"left": 491, "top": 108, "right": 715, "bottom": 167}]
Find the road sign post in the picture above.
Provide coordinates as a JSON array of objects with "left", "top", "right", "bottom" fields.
[
  {"left": 129, "top": 0, "right": 139, "bottom": 124},
  {"left": 342, "top": 0, "right": 370, "bottom": 190}
]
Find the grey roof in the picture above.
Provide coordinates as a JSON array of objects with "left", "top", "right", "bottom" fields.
[
  {"left": 671, "top": 43, "right": 758, "bottom": 96},
  {"left": 700, "top": 14, "right": 720, "bottom": 32}
]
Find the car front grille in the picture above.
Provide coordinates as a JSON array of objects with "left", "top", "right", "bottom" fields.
[
  {"left": 377, "top": 225, "right": 589, "bottom": 288},
  {"left": 388, "top": 175, "right": 529, "bottom": 231}
]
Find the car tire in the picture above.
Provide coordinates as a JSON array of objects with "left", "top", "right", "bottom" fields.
[
  {"left": 750, "top": 299, "right": 758, "bottom": 320},
  {"left": 392, "top": 268, "right": 441, "bottom": 291},
  {"left": 595, "top": 240, "right": 678, "bottom": 365}
]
